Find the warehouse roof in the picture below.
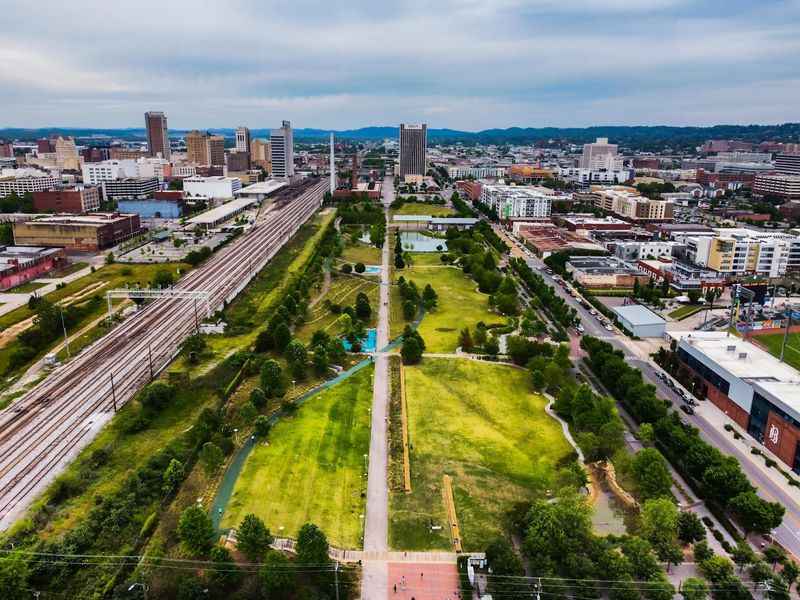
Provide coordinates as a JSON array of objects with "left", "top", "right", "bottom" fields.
[
  {"left": 186, "top": 197, "right": 257, "bottom": 226},
  {"left": 611, "top": 304, "right": 666, "bottom": 326}
]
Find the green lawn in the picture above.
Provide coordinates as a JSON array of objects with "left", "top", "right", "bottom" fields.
[
  {"left": 754, "top": 331, "right": 800, "bottom": 372},
  {"left": 406, "top": 252, "right": 448, "bottom": 266},
  {"left": 393, "top": 265, "right": 500, "bottom": 352},
  {"left": 295, "top": 275, "right": 379, "bottom": 343},
  {"left": 220, "top": 367, "right": 373, "bottom": 548},
  {"left": 341, "top": 241, "right": 382, "bottom": 265},
  {"left": 394, "top": 202, "right": 455, "bottom": 217},
  {"left": 8, "top": 281, "right": 48, "bottom": 293},
  {"left": 390, "top": 358, "right": 573, "bottom": 551},
  {"left": 668, "top": 304, "right": 705, "bottom": 320}
]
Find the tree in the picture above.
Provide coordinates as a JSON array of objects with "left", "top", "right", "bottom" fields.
[
  {"left": 402, "top": 299, "right": 416, "bottom": 320},
  {"left": 355, "top": 292, "right": 372, "bottom": 319},
  {"left": 677, "top": 511, "right": 705, "bottom": 544},
  {"left": 641, "top": 498, "right": 680, "bottom": 565},
  {"left": 394, "top": 253, "right": 405, "bottom": 269},
  {"left": 401, "top": 336, "right": 423, "bottom": 364},
  {"left": 682, "top": 577, "right": 709, "bottom": 600},
  {"left": 732, "top": 540, "right": 756, "bottom": 573},
  {"left": 162, "top": 458, "right": 185, "bottom": 496},
  {"left": 485, "top": 537, "right": 524, "bottom": 598},
  {"left": 485, "top": 336, "right": 500, "bottom": 355},
  {"left": 200, "top": 442, "right": 224, "bottom": 475},
  {"left": 254, "top": 415, "right": 271, "bottom": 438},
  {"left": 313, "top": 345, "right": 329, "bottom": 375},
  {"left": 459, "top": 327, "right": 473, "bottom": 351},
  {"left": 422, "top": 284, "right": 438, "bottom": 310},
  {"left": 638, "top": 422, "right": 655, "bottom": 445},
  {"left": 764, "top": 546, "right": 787, "bottom": 571},
  {"left": 622, "top": 536, "right": 661, "bottom": 580},
  {"left": 153, "top": 269, "right": 175, "bottom": 288},
  {"left": 340, "top": 263, "right": 353, "bottom": 274},
  {"left": 260, "top": 359, "right": 286, "bottom": 398},
  {"left": 106, "top": 251, "right": 115, "bottom": 264},
  {"left": 255, "top": 328, "right": 275, "bottom": 352},
  {"left": 286, "top": 340, "right": 308, "bottom": 380},
  {"left": 178, "top": 505, "right": 215, "bottom": 556},
  {"left": 139, "top": 381, "right": 175, "bottom": 413},
  {"left": 693, "top": 539, "right": 713, "bottom": 562},
  {"left": 182, "top": 334, "right": 206, "bottom": 364},
  {"left": 273, "top": 321, "right": 292, "bottom": 352},
  {"left": 531, "top": 369, "right": 545, "bottom": 391},
  {"left": 0, "top": 552, "right": 29, "bottom": 598},
  {"left": 688, "top": 289, "right": 701, "bottom": 304},
  {"left": 260, "top": 550, "right": 295, "bottom": 594},
  {"left": 250, "top": 387, "right": 267, "bottom": 409},
  {"left": 781, "top": 561, "right": 799, "bottom": 589},
  {"left": 296, "top": 523, "right": 329, "bottom": 565},
  {"left": 729, "top": 491, "right": 785, "bottom": 534},
  {"left": 354, "top": 262, "right": 366, "bottom": 273},
  {"left": 208, "top": 545, "right": 239, "bottom": 588},
  {"left": 633, "top": 448, "right": 673, "bottom": 500},
  {"left": 237, "top": 513, "right": 273, "bottom": 561}
]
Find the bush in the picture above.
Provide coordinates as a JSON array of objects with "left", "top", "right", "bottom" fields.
[
  {"left": 340, "top": 263, "right": 353, "bottom": 274},
  {"left": 354, "top": 262, "right": 365, "bottom": 273}
]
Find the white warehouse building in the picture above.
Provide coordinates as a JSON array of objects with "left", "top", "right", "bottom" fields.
[
  {"left": 479, "top": 185, "right": 552, "bottom": 219},
  {"left": 183, "top": 176, "right": 242, "bottom": 200}
]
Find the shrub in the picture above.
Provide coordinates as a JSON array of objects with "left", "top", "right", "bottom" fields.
[
  {"left": 340, "top": 263, "right": 353, "bottom": 274},
  {"left": 354, "top": 262, "right": 365, "bottom": 273}
]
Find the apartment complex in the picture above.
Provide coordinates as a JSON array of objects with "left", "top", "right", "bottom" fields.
[
  {"left": 684, "top": 228, "right": 800, "bottom": 277},
  {"left": 0, "top": 170, "right": 61, "bottom": 195},
  {"left": 776, "top": 154, "right": 800, "bottom": 176},
  {"left": 33, "top": 186, "right": 101, "bottom": 213},
  {"left": 145, "top": 111, "right": 170, "bottom": 160},
  {"left": 479, "top": 185, "right": 553, "bottom": 219},
  {"left": 399, "top": 123, "right": 427, "bottom": 180},
  {"left": 753, "top": 173, "right": 800, "bottom": 199},
  {"left": 591, "top": 187, "right": 674, "bottom": 222},
  {"left": 447, "top": 166, "right": 505, "bottom": 179},
  {"left": 270, "top": 121, "right": 294, "bottom": 178},
  {"left": 102, "top": 177, "right": 160, "bottom": 200}
]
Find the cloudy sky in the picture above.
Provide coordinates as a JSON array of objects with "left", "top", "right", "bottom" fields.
[{"left": 2, "top": 0, "right": 800, "bottom": 130}]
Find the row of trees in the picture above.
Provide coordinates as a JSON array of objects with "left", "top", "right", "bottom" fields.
[
  {"left": 509, "top": 257, "right": 577, "bottom": 329},
  {"left": 581, "top": 336, "right": 785, "bottom": 536},
  {"left": 397, "top": 276, "right": 437, "bottom": 321}
]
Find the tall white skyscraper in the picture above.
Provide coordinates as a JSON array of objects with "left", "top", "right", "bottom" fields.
[
  {"left": 270, "top": 120, "right": 294, "bottom": 178},
  {"left": 235, "top": 126, "right": 251, "bottom": 153}
]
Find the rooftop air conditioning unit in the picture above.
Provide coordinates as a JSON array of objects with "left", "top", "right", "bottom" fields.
[
  {"left": 738, "top": 352, "right": 747, "bottom": 360},
  {"left": 726, "top": 345, "right": 737, "bottom": 352}
]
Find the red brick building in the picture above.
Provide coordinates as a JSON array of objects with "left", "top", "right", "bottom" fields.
[
  {"left": 696, "top": 169, "right": 755, "bottom": 187},
  {"left": 32, "top": 186, "right": 101, "bottom": 214},
  {"left": 456, "top": 180, "right": 482, "bottom": 201},
  {"left": 0, "top": 246, "right": 67, "bottom": 291}
]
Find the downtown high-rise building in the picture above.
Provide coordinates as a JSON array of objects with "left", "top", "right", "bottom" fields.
[
  {"left": 207, "top": 135, "right": 225, "bottom": 167},
  {"left": 579, "top": 137, "right": 622, "bottom": 171},
  {"left": 186, "top": 130, "right": 209, "bottom": 165},
  {"left": 235, "top": 127, "right": 251, "bottom": 153},
  {"left": 270, "top": 120, "right": 294, "bottom": 178},
  {"left": 399, "top": 123, "right": 427, "bottom": 178},
  {"left": 144, "top": 111, "right": 170, "bottom": 160}
]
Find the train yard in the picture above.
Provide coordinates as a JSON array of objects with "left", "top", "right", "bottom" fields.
[{"left": 0, "top": 179, "right": 327, "bottom": 530}]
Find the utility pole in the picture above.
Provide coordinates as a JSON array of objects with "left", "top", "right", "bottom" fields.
[
  {"left": 110, "top": 372, "right": 117, "bottom": 412},
  {"left": 780, "top": 306, "right": 793, "bottom": 363},
  {"left": 60, "top": 308, "right": 70, "bottom": 359},
  {"left": 334, "top": 561, "right": 340, "bottom": 600}
]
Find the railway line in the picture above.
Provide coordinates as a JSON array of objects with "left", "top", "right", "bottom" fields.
[{"left": 0, "top": 179, "right": 327, "bottom": 529}]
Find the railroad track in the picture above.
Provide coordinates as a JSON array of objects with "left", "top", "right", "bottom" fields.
[{"left": 0, "top": 179, "right": 327, "bottom": 528}]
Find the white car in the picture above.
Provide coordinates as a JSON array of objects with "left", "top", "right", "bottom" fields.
[{"left": 605, "top": 324, "right": 614, "bottom": 331}]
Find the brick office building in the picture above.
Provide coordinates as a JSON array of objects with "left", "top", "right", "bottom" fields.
[
  {"left": 32, "top": 186, "right": 101, "bottom": 213},
  {"left": 669, "top": 331, "right": 800, "bottom": 472},
  {"left": 13, "top": 213, "right": 142, "bottom": 251}
]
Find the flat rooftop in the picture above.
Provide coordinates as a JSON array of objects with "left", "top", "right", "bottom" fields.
[
  {"left": 612, "top": 304, "right": 666, "bottom": 326},
  {"left": 567, "top": 256, "right": 640, "bottom": 275},
  {"left": 186, "top": 197, "right": 257, "bottom": 225},
  {"left": 237, "top": 180, "right": 288, "bottom": 196},
  {"left": 24, "top": 213, "right": 137, "bottom": 226}
]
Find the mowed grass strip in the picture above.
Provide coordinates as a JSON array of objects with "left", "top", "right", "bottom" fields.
[
  {"left": 393, "top": 265, "right": 498, "bottom": 353},
  {"left": 393, "top": 202, "right": 455, "bottom": 217},
  {"left": 390, "top": 358, "right": 572, "bottom": 551},
  {"left": 341, "top": 241, "right": 382, "bottom": 265},
  {"left": 220, "top": 366, "right": 374, "bottom": 549}
]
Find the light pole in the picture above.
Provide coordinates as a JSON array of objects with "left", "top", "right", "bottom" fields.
[{"left": 60, "top": 308, "right": 70, "bottom": 359}]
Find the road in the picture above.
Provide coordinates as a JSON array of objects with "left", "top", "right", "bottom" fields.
[
  {"left": 0, "top": 179, "right": 327, "bottom": 530},
  {"left": 500, "top": 224, "right": 800, "bottom": 559},
  {"left": 362, "top": 175, "right": 394, "bottom": 599}
]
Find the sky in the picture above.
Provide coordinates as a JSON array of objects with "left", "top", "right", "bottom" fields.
[{"left": 2, "top": 0, "right": 800, "bottom": 131}]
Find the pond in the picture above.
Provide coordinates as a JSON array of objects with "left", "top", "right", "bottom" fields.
[
  {"left": 399, "top": 231, "right": 448, "bottom": 253},
  {"left": 342, "top": 328, "right": 377, "bottom": 352},
  {"left": 590, "top": 477, "right": 630, "bottom": 536}
]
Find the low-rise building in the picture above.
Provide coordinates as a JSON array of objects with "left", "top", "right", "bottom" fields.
[
  {"left": 613, "top": 240, "right": 681, "bottom": 261},
  {"left": 392, "top": 215, "right": 478, "bottom": 231},
  {"left": 668, "top": 331, "right": 800, "bottom": 473},
  {"left": 117, "top": 198, "right": 183, "bottom": 219},
  {"left": 0, "top": 170, "right": 61, "bottom": 196},
  {"left": 0, "top": 246, "right": 67, "bottom": 290},
  {"left": 553, "top": 214, "right": 631, "bottom": 232},
  {"left": 185, "top": 197, "right": 257, "bottom": 230},
  {"left": 183, "top": 176, "right": 242, "bottom": 200},
  {"left": 102, "top": 177, "right": 159, "bottom": 200},
  {"left": 32, "top": 186, "right": 100, "bottom": 213},
  {"left": 611, "top": 304, "right": 666, "bottom": 338},
  {"left": 753, "top": 174, "right": 800, "bottom": 200},
  {"left": 636, "top": 258, "right": 727, "bottom": 293},
  {"left": 13, "top": 213, "right": 142, "bottom": 251},
  {"left": 515, "top": 223, "right": 604, "bottom": 258},
  {"left": 566, "top": 256, "right": 650, "bottom": 289}
]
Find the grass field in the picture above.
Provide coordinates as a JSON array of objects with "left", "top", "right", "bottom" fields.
[
  {"left": 390, "top": 358, "right": 573, "bottom": 550},
  {"left": 8, "top": 281, "right": 48, "bottom": 293},
  {"left": 754, "top": 331, "right": 800, "bottom": 372},
  {"left": 393, "top": 202, "right": 455, "bottom": 217},
  {"left": 296, "top": 275, "right": 379, "bottom": 343},
  {"left": 668, "top": 304, "right": 706, "bottom": 320},
  {"left": 406, "top": 252, "right": 448, "bottom": 266},
  {"left": 392, "top": 265, "right": 500, "bottom": 352},
  {"left": 220, "top": 367, "right": 374, "bottom": 548},
  {"left": 341, "top": 241, "right": 382, "bottom": 265}
]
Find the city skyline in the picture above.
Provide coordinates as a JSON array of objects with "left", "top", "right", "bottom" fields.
[{"left": 3, "top": 0, "right": 800, "bottom": 130}]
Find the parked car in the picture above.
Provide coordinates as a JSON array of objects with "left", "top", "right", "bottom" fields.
[
  {"left": 680, "top": 404, "right": 695, "bottom": 415},
  {"left": 604, "top": 324, "right": 614, "bottom": 331}
]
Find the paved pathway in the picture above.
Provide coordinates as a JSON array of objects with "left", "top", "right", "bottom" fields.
[{"left": 362, "top": 175, "right": 394, "bottom": 600}]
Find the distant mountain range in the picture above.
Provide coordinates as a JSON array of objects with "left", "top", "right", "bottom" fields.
[{"left": 2, "top": 123, "right": 800, "bottom": 149}]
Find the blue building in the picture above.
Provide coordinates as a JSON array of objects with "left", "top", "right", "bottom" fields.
[{"left": 117, "top": 199, "right": 183, "bottom": 219}]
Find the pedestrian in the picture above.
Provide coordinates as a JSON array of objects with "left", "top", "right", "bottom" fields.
[
  {"left": 421, "top": 572, "right": 424, "bottom": 578},
  {"left": 394, "top": 584, "right": 397, "bottom": 593}
]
